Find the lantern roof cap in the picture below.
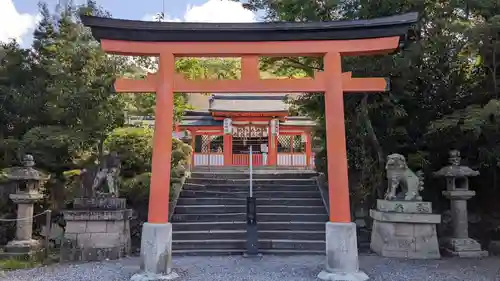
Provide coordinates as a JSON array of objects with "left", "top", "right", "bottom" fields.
[
  {"left": 433, "top": 150, "right": 480, "bottom": 178},
  {"left": 3, "top": 155, "right": 48, "bottom": 181}
]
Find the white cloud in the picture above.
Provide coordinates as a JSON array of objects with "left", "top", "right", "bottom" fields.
[
  {"left": 184, "top": 0, "right": 256, "bottom": 22},
  {"left": 143, "top": 0, "right": 256, "bottom": 24},
  {"left": 0, "top": 0, "right": 40, "bottom": 44}
]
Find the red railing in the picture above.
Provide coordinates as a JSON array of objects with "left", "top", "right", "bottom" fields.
[{"left": 232, "top": 154, "right": 264, "bottom": 166}]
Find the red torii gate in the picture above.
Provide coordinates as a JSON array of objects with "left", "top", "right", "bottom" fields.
[{"left": 82, "top": 12, "right": 418, "bottom": 281}]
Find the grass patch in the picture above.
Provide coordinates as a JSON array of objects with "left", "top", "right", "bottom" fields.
[{"left": 0, "top": 258, "right": 41, "bottom": 270}]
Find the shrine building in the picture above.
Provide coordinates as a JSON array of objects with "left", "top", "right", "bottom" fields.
[{"left": 179, "top": 93, "right": 316, "bottom": 167}]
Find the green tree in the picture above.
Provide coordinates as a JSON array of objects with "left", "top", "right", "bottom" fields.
[
  {"left": 234, "top": 0, "right": 500, "bottom": 222},
  {"left": 125, "top": 57, "right": 241, "bottom": 122}
]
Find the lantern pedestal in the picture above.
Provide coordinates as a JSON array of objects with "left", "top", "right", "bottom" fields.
[
  {"left": 441, "top": 191, "right": 488, "bottom": 258},
  {"left": 5, "top": 240, "right": 42, "bottom": 255},
  {"left": 434, "top": 150, "right": 488, "bottom": 258},
  {"left": 4, "top": 193, "right": 44, "bottom": 256}
]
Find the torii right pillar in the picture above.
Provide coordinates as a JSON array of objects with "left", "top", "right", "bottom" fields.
[{"left": 318, "top": 52, "right": 368, "bottom": 281}]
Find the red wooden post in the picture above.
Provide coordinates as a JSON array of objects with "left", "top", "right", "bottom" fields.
[
  {"left": 324, "top": 52, "right": 351, "bottom": 223},
  {"left": 190, "top": 130, "right": 196, "bottom": 166},
  {"left": 305, "top": 132, "right": 312, "bottom": 168},
  {"left": 223, "top": 134, "right": 232, "bottom": 165},
  {"left": 148, "top": 53, "right": 175, "bottom": 224}
]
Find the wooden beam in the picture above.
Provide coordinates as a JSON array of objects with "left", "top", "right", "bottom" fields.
[
  {"left": 172, "top": 75, "right": 323, "bottom": 93},
  {"left": 114, "top": 73, "right": 158, "bottom": 93},
  {"left": 114, "top": 72, "right": 389, "bottom": 93},
  {"left": 101, "top": 37, "right": 400, "bottom": 57},
  {"left": 241, "top": 56, "right": 260, "bottom": 81},
  {"left": 343, "top": 77, "right": 390, "bottom": 92}
]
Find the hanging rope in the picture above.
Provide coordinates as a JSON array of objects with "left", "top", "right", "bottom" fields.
[{"left": 0, "top": 210, "right": 51, "bottom": 222}]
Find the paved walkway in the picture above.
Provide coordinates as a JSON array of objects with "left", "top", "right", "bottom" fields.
[{"left": 1, "top": 255, "right": 499, "bottom": 281}]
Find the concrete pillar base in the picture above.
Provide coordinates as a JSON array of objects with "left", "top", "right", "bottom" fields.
[
  {"left": 317, "top": 270, "right": 369, "bottom": 281},
  {"left": 134, "top": 222, "right": 177, "bottom": 280},
  {"left": 318, "top": 222, "right": 368, "bottom": 281},
  {"left": 130, "top": 272, "right": 179, "bottom": 281}
]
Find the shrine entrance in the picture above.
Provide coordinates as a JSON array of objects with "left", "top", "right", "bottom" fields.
[
  {"left": 81, "top": 12, "right": 419, "bottom": 281},
  {"left": 232, "top": 136, "right": 268, "bottom": 166},
  {"left": 231, "top": 124, "right": 268, "bottom": 166}
]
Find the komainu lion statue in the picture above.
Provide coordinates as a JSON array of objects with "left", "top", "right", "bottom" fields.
[{"left": 384, "top": 153, "right": 424, "bottom": 201}]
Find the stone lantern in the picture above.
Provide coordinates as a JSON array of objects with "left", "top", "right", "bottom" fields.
[
  {"left": 433, "top": 150, "right": 488, "bottom": 257},
  {"left": 4, "top": 154, "right": 46, "bottom": 255}
]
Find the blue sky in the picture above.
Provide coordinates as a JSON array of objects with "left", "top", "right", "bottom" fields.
[
  {"left": 13, "top": 0, "right": 209, "bottom": 21},
  {"left": 1, "top": 0, "right": 259, "bottom": 47}
]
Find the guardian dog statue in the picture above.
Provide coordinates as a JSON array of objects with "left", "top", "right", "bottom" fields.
[{"left": 384, "top": 153, "right": 424, "bottom": 201}]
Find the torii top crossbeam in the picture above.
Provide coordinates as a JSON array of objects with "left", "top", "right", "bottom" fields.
[
  {"left": 81, "top": 12, "right": 419, "bottom": 224},
  {"left": 81, "top": 13, "right": 418, "bottom": 56}
]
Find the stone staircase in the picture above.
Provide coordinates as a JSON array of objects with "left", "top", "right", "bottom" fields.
[{"left": 171, "top": 166, "right": 328, "bottom": 255}]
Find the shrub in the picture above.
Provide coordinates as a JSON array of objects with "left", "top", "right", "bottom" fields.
[
  {"left": 19, "top": 126, "right": 88, "bottom": 172},
  {"left": 104, "top": 127, "right": 153, "bottom": 177},
  {"left": 118, "top": 137, "right": 192, "bottom": 252}
]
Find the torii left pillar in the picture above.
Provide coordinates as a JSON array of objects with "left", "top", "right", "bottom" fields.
[{"left": 131, "top": 53, "right": 179, "bottom": 280}]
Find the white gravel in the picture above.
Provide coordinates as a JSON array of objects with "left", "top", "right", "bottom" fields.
[{"left": 1, "top": 255, "right": 499, "bottom": 281}]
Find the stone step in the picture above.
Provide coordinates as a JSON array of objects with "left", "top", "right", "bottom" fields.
[
  {"left": 182, "top": 183, "right": 318, "bottom": 192},
  {"left": 172, "top": 248, "right": 324, "bottom": 256},
  {"left": 260, "top": 239, "right": 325, "bottom": 251},
  {"left": 172, "top": 213, "right": 246, "bottom": 222},
  {"left": 182, "top": 183, "right": 319, "bottom": 192},
  {"left": 175, "top": 205, "right": 327, "bottom": 214},
  {"left": 173, "top": 239, "right": 246, "bottom": 250},
  {"left": 259, "top": 249, "right": 324, "bottom": 255},
  {"left": 190, "top": 172, "right": 317, "bottom": 180},
  {"left": 173, "top": 230, "right": 245, "bottom": 240},
  {"left": 180, "top": 190, "right": 321, "bottom": 199},
  {"left": 187, "top": 178, "right": 316, "bottom": 186},
  {"left": 172, "top": 230, "right": 325, "bottom": 241},
  {"left": 258, "top": 221, "right": 326, "bottom": 231},
  {"left": 258, "top": 213, "right": 328, "bottom": 222},
  {"left": 171, "top": 213, "right": 328, "bottom": 222},
  {"left": 259, "top": 230, "right": 325, "bottom": 240},
  {"left": 172, "top": 249, "right": 245, "bottom": 256},
  {"left": 172, "top": 221, "right": 326, "bottom": 231},
  {"left": 176, "top": 197, "right": 324, "bottom": 206},
  {"left": 173, "top": 221, "right": 244, "bottom": 231},
  {"left": 172, "top": 239, "right": 325, "bottom": 251}
]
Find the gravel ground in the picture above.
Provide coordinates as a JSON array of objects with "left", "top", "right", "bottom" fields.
[{"left": 1, "top": 255, "right": 499, "bottom": 281}]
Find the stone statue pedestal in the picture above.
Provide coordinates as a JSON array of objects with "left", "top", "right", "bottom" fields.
[
  {"left": 370, "top": 200, "right": 441, "bottom": 259},
  {"left": 61, "top": 197, "right": 132, "bottom": 262}
]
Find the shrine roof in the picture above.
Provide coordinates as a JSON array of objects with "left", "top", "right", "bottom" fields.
[
  {"left": 80, "top": 13, "right": 419, "bottom": 45},
  {"left": 209, "top": 94, "right": 288, "bottom": 113},
  {"left": 179, "top": 114, "right": 315, "bottom": 127}
]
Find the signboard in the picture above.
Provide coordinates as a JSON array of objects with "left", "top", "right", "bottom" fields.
[
  {"left": 260, "top": 143, "right": 268, "bottom": 153},
  {"left": 223, "top": 118, "right": 233, "bottom": 135},
  {"left": 233, "top": 126, "right": 266, "bottom": 138}
]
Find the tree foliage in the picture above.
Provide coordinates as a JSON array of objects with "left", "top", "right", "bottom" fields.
[{"left": 234, "top": 0, "right": 500, "bottom": 224}]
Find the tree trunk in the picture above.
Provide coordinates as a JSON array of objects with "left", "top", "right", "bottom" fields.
[
  {"left": 97, "top": 136, "right": 106, "bottom": 160},
  {"left": 360, "top": 94, "right": 385, "bottom": 198}
]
